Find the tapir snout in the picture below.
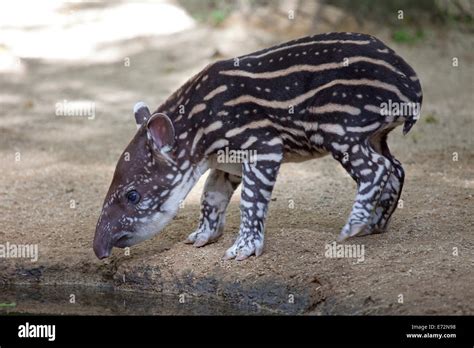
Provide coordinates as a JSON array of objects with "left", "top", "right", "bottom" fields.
[{"left": 93, "top": 228, "right": 113, "bottom": 259}]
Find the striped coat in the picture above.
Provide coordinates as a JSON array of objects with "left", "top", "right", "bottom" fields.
[{"left": 93, "top": 32, "right": 422, "bottom": 261}]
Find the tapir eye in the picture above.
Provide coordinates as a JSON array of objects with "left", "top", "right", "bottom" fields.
[{"left": 126, "top": 190, "right": 141, "bottom": 204}]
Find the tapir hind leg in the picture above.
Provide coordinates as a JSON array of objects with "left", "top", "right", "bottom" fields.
[
  {"left": 369, "top": 134, "right": 405, "bottom": 233},
  {"left": 185, "top": 169, "right": 241, "bottom": 247},
  {"left": 335, "top": 137, "right": 393, "bottom": 241}
]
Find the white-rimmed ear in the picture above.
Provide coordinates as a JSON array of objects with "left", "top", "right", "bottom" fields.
[
  {"left": 134, "top": 102, "right": 151, "bottom": 129},
  {"left": 147, "top": 113, "right": 175, "bottom": 154}
]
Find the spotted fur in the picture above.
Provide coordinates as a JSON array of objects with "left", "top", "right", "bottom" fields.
[{"left": 93, "top": 32, "right": 422, "bottom": 260}]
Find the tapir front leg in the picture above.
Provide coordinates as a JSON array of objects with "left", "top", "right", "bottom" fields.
[
  {"left": 224, "top": 155, "right": 282, "bottom": 260},
  {"left": 185, "top": 169, "right": 241, "bottom": 247}
]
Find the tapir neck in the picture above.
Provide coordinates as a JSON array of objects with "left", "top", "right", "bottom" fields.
[
  {"left": 154, "top": 63, "right": 230, "bottom": 167},
  {"left": 161, "top": 158, "right": 210, "bottom": 215}
]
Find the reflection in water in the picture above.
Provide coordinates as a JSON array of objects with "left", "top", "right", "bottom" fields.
[{"left": 0, "top": 284, "right": 265, "bottom": 315}]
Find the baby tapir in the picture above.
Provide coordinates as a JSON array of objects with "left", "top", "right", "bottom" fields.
[{"left": 93, "top": 32, "right": 422, "bottom": 261}]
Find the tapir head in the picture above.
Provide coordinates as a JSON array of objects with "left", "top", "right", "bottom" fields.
[{"left": 93, "top": 102, "right": 193, "bottom": 259}]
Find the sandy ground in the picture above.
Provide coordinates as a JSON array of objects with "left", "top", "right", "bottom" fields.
[{"left": 0, "top": 2, "right": 473, "bottom": 314}]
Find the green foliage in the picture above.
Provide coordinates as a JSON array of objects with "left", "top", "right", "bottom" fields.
[
  {"left": 210, "top": 9, "right": 228, "bottom": 25},
  {"left": 178, "top": 0, "right": 234, "bottom": 26},
  {"left": 424, "top": 114, "right": 439, "bottom": 124},
  {"left": 325, "top": 0, "right": 472, "bottom": 26},
  {"left": 0, "top": 302, "right": 16, "bottom": 308},
  {"left": 179, "top": 0, "right": 473, "bottom": 30},
  {"left": 392, "top": 28, "right": 425, "bottom": 44}
]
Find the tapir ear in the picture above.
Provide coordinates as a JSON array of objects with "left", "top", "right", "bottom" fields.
[
  {"left": 146, "top": 113, "right": 175, "bottom": 153},
  {"left": 134, "top": 101, "right": 151, "bottom": 128}
]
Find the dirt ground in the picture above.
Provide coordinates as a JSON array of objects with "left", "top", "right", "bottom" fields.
[{"left": 0, "top": 2, "right": 473, "bottom": 315}]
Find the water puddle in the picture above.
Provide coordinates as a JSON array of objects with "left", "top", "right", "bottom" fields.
[{"left": 0, "top": 284, "right": 267, "bottom": 315}]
